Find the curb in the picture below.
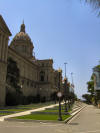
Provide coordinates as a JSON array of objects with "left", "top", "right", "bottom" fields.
[
  {"left": 64, "top": 105, "right": 86, "bottom": 123},
  {"left": 70, "top": 107, "right": 81, "bottom": 114}
]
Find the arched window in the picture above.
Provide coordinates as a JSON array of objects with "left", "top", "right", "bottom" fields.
[{"left": 40, "top": 71, "right": 45, "bottom": 82}]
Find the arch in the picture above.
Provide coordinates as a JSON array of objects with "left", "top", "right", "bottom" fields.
[{"left": 40, "top": 71, "right": 45, "bottom": 82}]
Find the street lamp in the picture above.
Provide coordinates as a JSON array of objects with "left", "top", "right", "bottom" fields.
[
  {"left": 64, "top": 62, "right": 67, "bottom": 78},
  {"left": 64, "top": 77, "right": 68, "bottom": 112},
  {"left": 71, "top": 72, "right": 75, "bottom": 104},
  {"left": 57, "top": 68, "right": 62, "bottom": 121},
  {"left": 64, "top": 62, "right": 68, "bottom": 112}
]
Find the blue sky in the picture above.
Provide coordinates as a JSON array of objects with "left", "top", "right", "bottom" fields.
[{"left": 1, "top": 0, "right": 100, "bottom": 98}]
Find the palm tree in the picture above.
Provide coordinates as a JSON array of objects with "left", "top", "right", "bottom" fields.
[{"left": 83, "top": 0, "right": 100, "bottom": 16}]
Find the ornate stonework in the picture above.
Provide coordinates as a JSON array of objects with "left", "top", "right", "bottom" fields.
[
  {"left": 10, "top": 23, "right": 34, "bottom": 60},
  {"left": 0, "top": 15, "right": 11, "bottom": 106},
  {"left": 0, "top": 15, "right": 61, "bottom": 106}
]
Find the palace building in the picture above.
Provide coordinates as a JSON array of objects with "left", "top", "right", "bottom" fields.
[{"left": 0, "top": 15, "right": 61, "bottom": 106}]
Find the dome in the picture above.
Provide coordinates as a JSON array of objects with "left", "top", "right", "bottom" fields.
[
  {"left": 13, "top": 32, "right": 31, "bottom": 42},
  {"left": 11, "top": 22, "right": 33, "bottom": 45},
  {"left": 10, "top": 22, "right": 35, "bottom": 59}
]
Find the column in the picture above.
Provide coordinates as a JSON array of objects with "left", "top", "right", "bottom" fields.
[
  {"left": 1, "top": 35, "right": 4, "bottom": 61},
  {"left": 2, "top": 36, "right": 6, "bottom": 61},
  {"left": 0, "top": 34, "right": 3, "bottom": 59},
  {"left": 5, "top": 38, "right": 8, "bottom": 62}
]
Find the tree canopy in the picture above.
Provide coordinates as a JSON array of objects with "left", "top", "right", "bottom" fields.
[
  {"left": 7, "top": 57, "right": 20, "bottom": 91},
  {"left": 83, "top": 0, "right": 100, "bottom": 16},
  {"left": 82, "top": 64, "right": 100, "bottom": 103}
]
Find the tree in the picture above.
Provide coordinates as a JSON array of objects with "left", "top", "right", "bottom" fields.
[
  {"left": 83, "top": 0, "right": 100, "bottom": 16},
  {"left": 82, "top": 94, "right": 92, "bottom": 104},
  {"left": 87, "top": 75, "right": 94, "bottom": 97},
  {"left": 83, "top": 65, "right": 100, "bottom": 104},
  {"left": 7, "top": 57, "right": 20, "bottom": 90},
  {"left": 6, "top": 57, "right": 22, "bottom": 105}
]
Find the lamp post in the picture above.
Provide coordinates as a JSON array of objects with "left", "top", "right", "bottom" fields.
[
  {"left": 64, "top": 77, "right": 68, "bottom": 112},
  {"left": 71, "top": 72, "right": 75, "bottom": 103},
  {"left": 64, "top": 63, "right": 67, "bottom": 78},
  {"left": 57, "top": 68, "right": 62, "bottom": 121},
  {"left": 54, "top": 87, "right": 57, "bottom": 104},
  {"left": 64, "top": 62, "right": 68, "bottom": 112}
]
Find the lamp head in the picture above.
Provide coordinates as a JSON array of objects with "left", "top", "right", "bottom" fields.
[
  {"left": 64, "top": 77, "right": 67, "bottom": 81},
  {"left": 58, "top": 68, "right": 62, "bottom": 73}
]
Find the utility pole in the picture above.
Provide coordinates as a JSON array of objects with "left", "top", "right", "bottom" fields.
[
  {"left": 71, "top": 72, "right": 74, "bottom": 85},
  {"left": 71, "top": 72, "right": 74, "bottom": 92},
  {"left": 64, "top": 63, "right": 67, "bottom": 78}
]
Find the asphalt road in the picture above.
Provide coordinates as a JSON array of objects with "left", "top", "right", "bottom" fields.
[{"left": 0, "top": 105, "right": 100, "bottom": 133}]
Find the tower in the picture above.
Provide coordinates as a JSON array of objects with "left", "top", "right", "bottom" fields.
[
  {"left": 0, "top": 15, "right": 11, "bottom": 106},
  {"left": 10, "top": 22, "right": 35, "bottom": 60}
]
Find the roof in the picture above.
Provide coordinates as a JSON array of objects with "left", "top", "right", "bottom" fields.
[
  {"left": 10, "top": 23, "right": 33, "bottom": 47},
  {"left": 0, "top": 15, "right": 12, "bottom": 36}
]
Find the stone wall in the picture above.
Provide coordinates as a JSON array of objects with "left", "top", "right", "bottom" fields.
[
  {"left": 8, "top": 47, "right": 39, "bottom": 97},
  {"left": 0, "top": 15, "right": 11, "bottom": 106},
  {"left": 0, "top": 15, "right": 61, "bottom": 105}
]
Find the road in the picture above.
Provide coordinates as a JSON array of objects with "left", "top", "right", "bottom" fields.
[{"left": 0, "top": 105, "right": 100, "bottom": 133}]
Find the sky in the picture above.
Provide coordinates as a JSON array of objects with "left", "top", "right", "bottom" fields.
[{"left": 1, "top": 0, "right": 100, "bottom": 98}]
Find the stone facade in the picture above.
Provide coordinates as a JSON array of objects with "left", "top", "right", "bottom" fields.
[
  {"left": 0, "top": 15, "right": 11, "bottom": 106},
  {"left": 0, "top": 15, "right": 61, "bottom": 106}
]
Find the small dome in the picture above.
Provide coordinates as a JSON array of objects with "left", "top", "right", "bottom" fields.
[
  {"left": 11, "top": 22, "right": 33, "bottom": 45},
  {"left": 10, "top": 22, "right": 35, "bottom": 60},
  {"left": 13, "top": 32, "right": 31, "bottom": 42}
]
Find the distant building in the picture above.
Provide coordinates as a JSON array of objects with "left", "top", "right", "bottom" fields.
[
  {"left": 0, "top": 15, "right": 62, "bottom": 106},
  {"left": 93, "top": 66, "right": 100, "bottom": 91}
]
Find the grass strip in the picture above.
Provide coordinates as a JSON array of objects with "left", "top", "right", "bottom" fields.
[
  {"left": 0, "top": 113, "right": 12, "bottom": 116},
  {"left": 14, "top": 114, "right": 70, "bottom": 121}
]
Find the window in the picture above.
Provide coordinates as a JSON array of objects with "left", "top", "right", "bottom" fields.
[
  {"left": 41, "top": 75, "right": 44, "bottom": 81},
  {"left": 42, "top": 63, "right": 44, "bottom": 67},
  {"left": 22, "top": 80, "right": 24, "bottom": 85},
  {"left": 31, "top": 82, "right": 33, "bottom": 87},
  {"left": 40, "top": 71, "right": 45, "bottom": 82},
  {"left": 27, "top": 81, "right": 29, "bottom": 86}
]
